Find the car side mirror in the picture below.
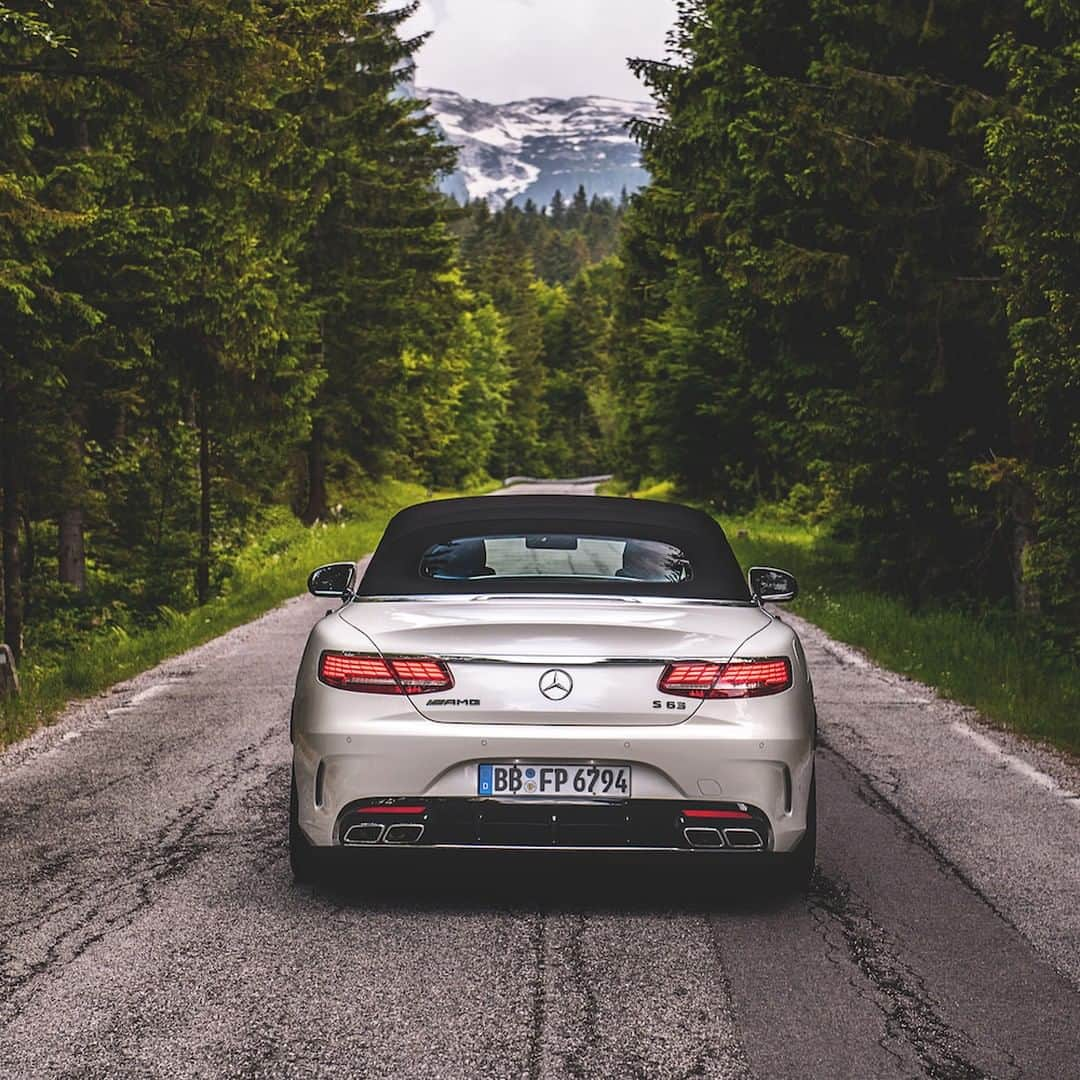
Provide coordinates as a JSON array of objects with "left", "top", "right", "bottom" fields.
[
  {"left": 748, "top": 566, "right": 798, "bottom": 604},
  {"left": 308, "top": 562, "right": 357, "bottom": 600}
]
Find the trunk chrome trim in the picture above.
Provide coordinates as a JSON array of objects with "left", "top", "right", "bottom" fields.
[
  {"left": 323, "top": 653, "right": 772, "bottom": 667},
  {"left": 351, "top": 594, "right": 758, "bottom": 609},
  {"left": 433, "top": 655, "right": 667, "bottom": 667}
]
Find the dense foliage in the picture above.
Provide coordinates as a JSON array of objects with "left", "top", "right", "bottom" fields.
[
  {"left": 4, "top": 0, "right": 1076, "bottom": 701},
  {"left": 0, "top": 2, "right": 628, "bottom": 675},
  {"left": 613, "top": 0, "right": 1078, "bottom": 641},
  {"left": 0, "top": 3, "right": 453, "bottom": 666},
  {"left": 456, "top": 190, "right": 626, "bottom": 478},
  {"left": 979, "top": 0, "right": 1080, "bottom": 627}
]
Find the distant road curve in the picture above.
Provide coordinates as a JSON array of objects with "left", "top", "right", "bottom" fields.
[{"left": 501, "top": 474, "right": 614, "bottom": 487}]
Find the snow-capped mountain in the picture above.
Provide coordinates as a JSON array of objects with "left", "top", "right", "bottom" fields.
[{"left": 419, "top": 87, "right": 653, "bottom": 208}]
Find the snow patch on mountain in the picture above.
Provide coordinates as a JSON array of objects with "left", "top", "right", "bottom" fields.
[{"left": 419, "top": 87, "right": 654, "bottom": 207}]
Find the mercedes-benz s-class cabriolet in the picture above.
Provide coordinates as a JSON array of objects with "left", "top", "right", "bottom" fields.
[{"left": 290, "top": 495, "right": 816, "bottom": 890}]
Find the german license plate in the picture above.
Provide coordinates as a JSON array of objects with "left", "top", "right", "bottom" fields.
[{"left": 478, "top": 763, "right": 631, "bottom": 798}]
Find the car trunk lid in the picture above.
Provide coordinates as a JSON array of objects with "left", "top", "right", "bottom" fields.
[{"left": 338, "top": 596, "right": 770, "bottom": 726}]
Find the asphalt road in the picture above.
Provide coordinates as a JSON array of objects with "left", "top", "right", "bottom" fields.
[{"left": 2, "top": 481, "right": 1078, "bottom": 1079}]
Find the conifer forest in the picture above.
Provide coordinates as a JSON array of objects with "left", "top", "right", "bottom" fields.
[{"left": 1, "top": 1, "right": 1078, "bottom": 721}]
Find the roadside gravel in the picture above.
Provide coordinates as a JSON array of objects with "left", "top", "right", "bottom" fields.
[{"left": 784, "top": 609, "right": 1080, "bottom": 990}]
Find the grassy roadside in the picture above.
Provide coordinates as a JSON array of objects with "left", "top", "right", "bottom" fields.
[
  {"left": 603, "top": 480, "right": 1080, "bottom": 757},
  {"left": 1, "top": 479, "right": 488, "bottom": 750}
]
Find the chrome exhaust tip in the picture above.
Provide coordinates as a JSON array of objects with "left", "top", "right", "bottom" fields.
[
  {"left": 343, "top": 823, "right": 384, "bottom": 845},
  {"left": 384, "top": 823, "right": 425, "bottom": 845},
  {"left": 722, "top": 827, "right": 764, "bottom": 850},
  {"left": 684, "top": 827, "right": 724, "bottom": 848}
]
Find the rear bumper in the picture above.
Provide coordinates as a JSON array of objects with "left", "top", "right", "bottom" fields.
[
  {"left": 292, "top": 712, "right": 815, "bottom": 852},
  {"left": 334, "top": 797, "right": 774, "bottom": 852}
]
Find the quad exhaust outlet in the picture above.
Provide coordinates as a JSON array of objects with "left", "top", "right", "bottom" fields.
[
  {"left": 722, "top": 827, "right": 765, "bottom": 850},
  {"left": 342, "top": 822, "right": 426, "bottom": 846},
  {"left": 385, "top": 823, "right": 425, "bottom": 845},
  {"left": 683, "top": 825, "right": 765, "bottom": 850},
  {"left": 683, "top": 827, "right": 724, "bottom": 848}
]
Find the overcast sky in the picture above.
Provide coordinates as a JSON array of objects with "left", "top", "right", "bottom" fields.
[{"left": 401, "top": 0, "right": 677, "bottom": 103}]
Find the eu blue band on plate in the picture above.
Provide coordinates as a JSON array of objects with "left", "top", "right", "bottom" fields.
[{"left": 478, "top": 764, "right": 494, "bottom": 795}]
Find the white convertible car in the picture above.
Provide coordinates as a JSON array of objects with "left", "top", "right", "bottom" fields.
[{"left": 290, "top": 495, "right": 817, "bottom": 889}]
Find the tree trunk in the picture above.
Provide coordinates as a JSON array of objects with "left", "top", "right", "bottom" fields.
[
  {"left": 53, "top": 116, "right": 90, "bottom": 594},
  {"left": 1, "top": 383, "right": 23, "bottom": 662},
  {"left": 196, "top": 385, "right": 211, "bottom": 606},
  {"left": 57, "top": 406, "right": 88, "bottom": 591},
  {"left": 1009, "top": 417, "right": 1040, "bottom": 617},
  {"left": 304, "top": 414, "right": 329, "bottom": 524},
  {"left": 1010, "top": 476, "right": 1040, "bottom": 616},
  {"left": 21, "top": 509, "right": 34, "bottom": 582},
  {"left": 58, "top": 508, "right": 86, "bottom": 591}
]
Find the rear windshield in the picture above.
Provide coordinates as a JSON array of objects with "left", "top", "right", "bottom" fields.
[{"left": 419, "top": 534, "right": 693, "bottom": 584}]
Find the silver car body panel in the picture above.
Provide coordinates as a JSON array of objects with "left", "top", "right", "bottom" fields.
[{"left": 291, "top": 596, "right": 816, "bottom": 853}]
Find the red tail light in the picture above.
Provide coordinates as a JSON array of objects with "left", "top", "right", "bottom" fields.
[
  {"left": 319, "top": 653, "right": 453, "bottom": 695},
  {"left": 659, "top": 658, "right": 792, "bottom": 699},
  {"left": 389, "top": 658, "right": 455, "bottom": 694}
]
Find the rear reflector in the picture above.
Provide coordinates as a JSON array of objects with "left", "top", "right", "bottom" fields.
[
  {"left": 356, "top": 805, "right": 427, "bottom": 816},
  {"left": 658, "top": 658, "right": 792, "bottom": 699},
  {"left": 683, "top": 808, "right": 753, "bottom": 820},
  {"left": 319, "top": 653, "right": 453, "bottom": 695}
]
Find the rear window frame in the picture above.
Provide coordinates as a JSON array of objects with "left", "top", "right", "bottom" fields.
[
  {"left": 417, "top": 533, "right": 695, "bottom": 585},
  {"left": 355, "top": 496, "right": 753, "bottom": 603}
]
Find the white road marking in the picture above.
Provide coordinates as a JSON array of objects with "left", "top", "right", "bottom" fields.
[
  {"left": 821, "top": 640, "right": 872, "bottom": 670},
  {"left": 106, "top": 682, "right": 171, "bottom": 718},
  {"left": 951, "top": 721, "right": 1080, "bottom": 807},
  {"left": 127, "top": 683, "right": 170, "bottom": 707}
]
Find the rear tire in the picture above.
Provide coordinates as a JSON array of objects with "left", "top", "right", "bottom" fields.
[
  {"left": 289, "top": 769, "right": 324, "bottom": 884},
  {"left": 773, "top": 772, "right": 817, "bottom": 895}
]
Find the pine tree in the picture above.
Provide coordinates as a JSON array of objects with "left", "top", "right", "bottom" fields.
[
  {"left": 298, "top": 5, "right": 459, "bottom": 517},
  {"left": 619, "top": 0, "right": 1024, "bottom": 603},
  {"left": 979, "top": 0, "right": 1080, "bottom": 628},
  {"left": 1, "top": 3, "right": 98, "bottom": 656}
]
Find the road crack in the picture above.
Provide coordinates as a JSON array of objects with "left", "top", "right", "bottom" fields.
[
  {"left": 818, "top": 739, "right": 1025, "bottom": 935},
  {"left": 561, "top": 912, "right": 600, "bottom": 1080},
  {"left": 809, "top": 870, "right": 1018, "bottom": 1080},
  {"left": 526, "top": 909, "right": 548, "bottom": 1080},
  {"left": 0, "top": 727, "right": 279, "bottom": 1022}
]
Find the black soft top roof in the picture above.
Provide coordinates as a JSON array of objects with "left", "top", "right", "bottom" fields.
[{"left": 356, "top": 495, "right": 751, "bottom": 601}]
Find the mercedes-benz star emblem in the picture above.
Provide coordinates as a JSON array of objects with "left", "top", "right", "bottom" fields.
[{"left": 539, "top": 669, "right": 573, "bottom": 701}]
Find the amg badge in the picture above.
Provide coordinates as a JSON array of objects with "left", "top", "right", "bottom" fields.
[{"left": 425, "top": 698, "right": 481, "bottom": 707}]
